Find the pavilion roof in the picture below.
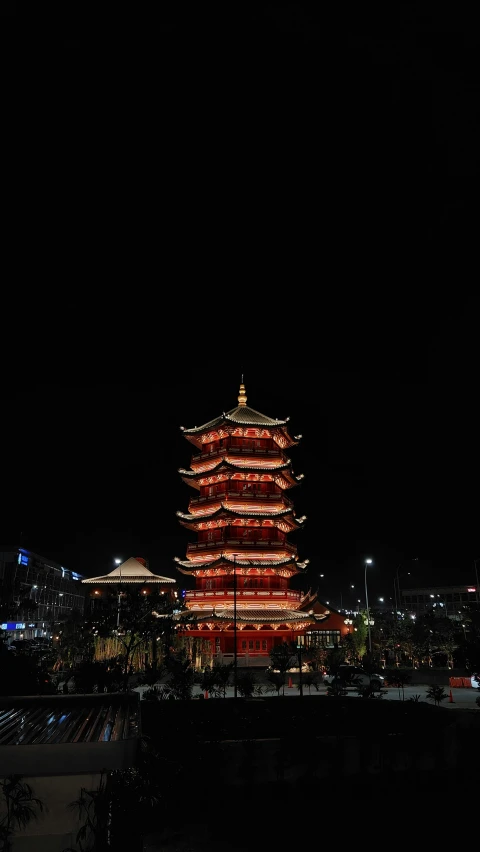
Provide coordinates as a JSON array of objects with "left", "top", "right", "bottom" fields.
[{"left": 82, "top": 557, "right": 176, "bottom": 585}]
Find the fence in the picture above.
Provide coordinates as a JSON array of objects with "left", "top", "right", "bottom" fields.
[{"left": 449, "top": 676, "right": 473, "bottom": 688}]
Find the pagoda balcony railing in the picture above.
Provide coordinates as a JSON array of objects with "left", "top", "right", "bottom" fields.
[
  {"left": 186, "top": 540, "right": 298, "bottom": 556},
  {"left": 192, "top": 447, "right": 285, "bottom": 463},
  {"left": 189, "top": 491, "right": 294, "bottom": 508},
  {"left": 186, "top": 590, "right": 302, "bottom": 602}
]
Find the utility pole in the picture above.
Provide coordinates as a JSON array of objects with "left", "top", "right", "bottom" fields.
[
  {"left": 116, "top": 561, "right": 122, "bottom": 629},
  {"left": 364, "top": 559, "right": 373, "bottom": 655},
  {"left": 233, "top": 553, "right": 238, "bottom": 699},
  {"left": 297, "top": 642, "right": 304, "bottom": 697}
]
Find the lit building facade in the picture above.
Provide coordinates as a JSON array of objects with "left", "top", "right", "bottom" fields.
[
  {"left": 0, "top": 547, "right": 85, "bottom": 641},
  {"left": 399, "top": 585, "right": 479, "bottom": 620},
  {"left": 174, "top": 380, "right": 331, "bottom": 666}
]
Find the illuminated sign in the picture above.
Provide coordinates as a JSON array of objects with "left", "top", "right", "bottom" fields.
[
  {"left": 1, "top": 623, "right": 26, "bottom": 630},
  {"left": 18, "top": 553, "right": 29, "bottom": 565},
  {"left": 468, "top": 588, "right": 476, "bottom": 593},
  {"left": 72, "top": 572, "right": 81, "bottom": 581}
]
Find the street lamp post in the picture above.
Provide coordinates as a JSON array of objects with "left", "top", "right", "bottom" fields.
[
  {"left": 115, "top": 558, "right": 122, "bottom": 629},
  {"left": 233, "top": 554, "right": 238, "bottom": 699},
  {"left": 474, "top": 560, "right": 480, "bottom": 608},
  {"left": 364, "top": 559, "right": 373, "bottom": 655}
]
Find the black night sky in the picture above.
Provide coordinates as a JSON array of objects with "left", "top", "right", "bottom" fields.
[
  {"left": 1, "top": 8, "right": 478, "bottom": 609},
  {"left": 2, "top": 319, "right": 478, "bottom": 612}
]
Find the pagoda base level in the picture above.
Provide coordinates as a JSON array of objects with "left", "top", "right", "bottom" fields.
[
  {"left": 175, "top": 630, "right": 302, "bottom": 670},
  {"left": 217, "top": 653, "right": 270, "bottom": 668}
]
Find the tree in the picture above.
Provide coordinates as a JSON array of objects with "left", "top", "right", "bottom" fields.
[
  {"left": 299, "top": 671, "right": 321, "bottom": 694},
  {"left": 304, "top": 644, "right": 328, "bottom": 672},
  {"left": 90, "top": 587, "right": 177, "bottom": 690},
  {"left": 164, "top": 648, "right": 196, "bottom": 699},
  {"left": 236, "top": 669, "right": 258, "bottom": 698},
  {"left": 268, "top": 642, "right": 296, "bottom": 695},
  {"left": 0, "top": 646, "right": 54, "bottom": 697},
  {"left": 324, "top": 646, "right": 346, "bottom": 675},
  {"left": 211, "top": 662, "right": 234, "bottom": 698},
  {"left": 196, "top": 665, "right": 217, "bottom": 696},
  {"left": 350, "top": 614, "right": 368, "bottom": 662},
  {"left": 0, "top": 775, "right": 45, "bottom": 852},
  {"left": 385, "top": 668, "right": 411, "bottom": 700},
  {"left": 430, "top": 615, "right": 457, "bottom": 669},
  {"left": 425, "top": 684, "right": 448, "bottom": 706},
  {"left": 266, "top": 670, "right": 285, "bottom": 696},
  {"left": 64, "top": 762, "right": 159, "bottom": 852},
  {"left": 325, "top": 680, "right": 348, "bottom": 698}
]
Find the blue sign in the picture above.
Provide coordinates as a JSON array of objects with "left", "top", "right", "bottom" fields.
[{"left": 1, "top": 623, "right": 25, "bottom": 630}]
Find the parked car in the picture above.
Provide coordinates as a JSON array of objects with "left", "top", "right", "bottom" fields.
[
  {"left": 10, "top": 640, "right": 32, "bottom": 652},
  {"left": 471, "top": 673, "right": 480, "bottom": 689},
  {"left": 324, "top": 665, "right": 385, "bottom": 691}
]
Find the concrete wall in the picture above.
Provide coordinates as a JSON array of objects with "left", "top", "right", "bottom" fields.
[
  {"left": 0, "top": 773, "right": 101, "bottom": 852},
  {"left": 0, "top": 737, "right": 139, "bottom": 776}
]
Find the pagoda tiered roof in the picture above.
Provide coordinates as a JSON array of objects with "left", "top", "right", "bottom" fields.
[
  {"left": 174, "top": 555, "right": 309, "bottom": 576},
  {"left": 180, "top": 382, "right": 301, "bottom": 450},
  {"left": 174, "top": 607, "right": 322, "bottom": 625},
  {"left": 179, "top": 458, "right": 303, "bottom": 489},
  {"left": 176, "top": 504, "right": 307, "bottom": 532}
]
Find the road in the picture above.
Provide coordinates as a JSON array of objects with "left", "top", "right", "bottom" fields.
[{"left": 134, "top": 681, "right": 480, "bottom": 709}]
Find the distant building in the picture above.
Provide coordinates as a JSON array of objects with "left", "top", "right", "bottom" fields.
[
  {"left": 0, "top": 547, "right": 86, "bottom": 641},
  {"left": 297, "top": 591, "right": 353, "bottom": 647},
  {"left": 400, "top": 584, "right": 479, "bottom": 620}
]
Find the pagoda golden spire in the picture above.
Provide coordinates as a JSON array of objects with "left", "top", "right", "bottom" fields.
[{"left": 238, "top": 376, "right": 247, "bottom": 406}]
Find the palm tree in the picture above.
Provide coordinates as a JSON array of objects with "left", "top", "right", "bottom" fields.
[
  {"left": 385, "top": 668, "right": 411, "bottom": 700},
  {"left": 300, "top": 671, "right": 321, "bottom": 694},
  {"left": 266, "top": 671, "right": 285, "bottom": 696},
  {"left": 197, "top": 665, "right": 217, "bottom": 696},
  {"left": 165, "top": 649, "right": 196, "bottom": 699},
  {"left": 211, "top": 662, "right": 234, "bottom": 697},
  {"left": 236, "top": 669, "right": 257, "bottom": 698},
  {"left": 0, "top": 775, "right": 45, "bottom": 852},
  {"left": 425, "top": 684, "right": 448, "bottom": 706},
  {"left": 268, "top": 643, "right": 296, "bottom": 695}
]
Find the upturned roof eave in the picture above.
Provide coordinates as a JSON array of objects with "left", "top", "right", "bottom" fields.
[{"left": 180, "top": 405, "right": 290, "bottom": 436}]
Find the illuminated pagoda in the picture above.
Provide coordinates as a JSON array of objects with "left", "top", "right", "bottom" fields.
[{"left": 174, "top": 380, "right": 322, "bottom": 666}]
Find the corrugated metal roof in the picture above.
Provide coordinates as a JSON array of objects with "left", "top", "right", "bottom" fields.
[{"left": 0, "top": 699, "right": 140, "bottom": 745}]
